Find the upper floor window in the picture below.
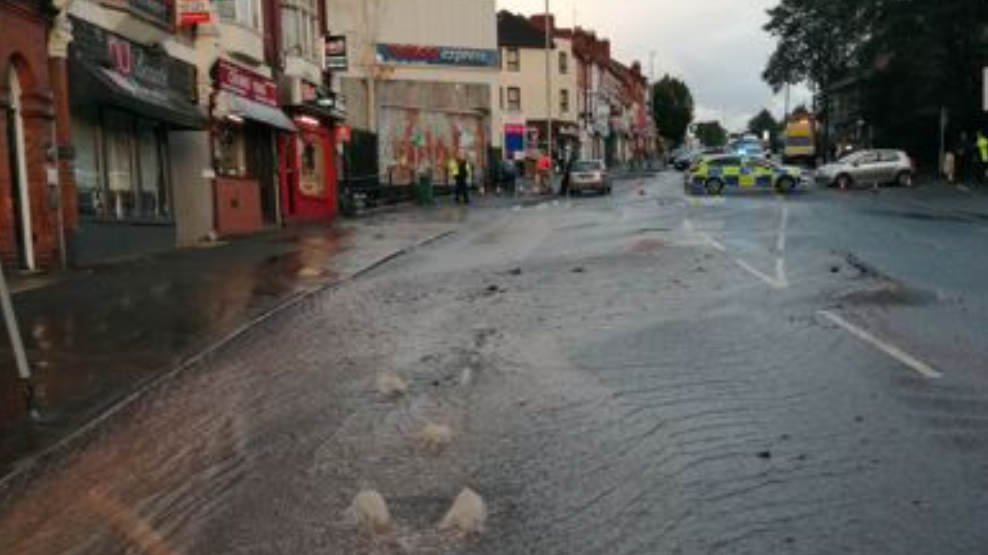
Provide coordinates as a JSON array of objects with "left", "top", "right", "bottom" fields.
[
  {"left": 505, "top": 48, "right": 520, "bottom": 72},
  {"left": 559, "top": 52, "right": 568, "bottom": 74},
  {"left": 219, "top": 0, "right": 261, "bottom": 30},
  {"left": 282, "top": 0, "right": 320, "bottom": 61},
  {"left": 560, "top": 89, "right": 570, "bottom": 114},
  {"left": 507, "top": 87, "right": 521, "bottom": 111}
]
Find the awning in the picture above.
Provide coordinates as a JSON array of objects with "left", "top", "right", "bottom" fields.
[
  {"left": 70, "top": 62, "right": 207, "bottom": 130},
  {"left": 226, "top": 94, "right": 297, "bottom": 132}
]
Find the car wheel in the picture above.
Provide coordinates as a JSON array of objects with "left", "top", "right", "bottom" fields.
[
  {"left": 705, "top": 178, "right": 724, "bottom": 196},
  {"left": 896, "top": 171, "right": 914, "bottom": 188},
  {"left": 836, "top": 174, "right": 853, "bottom": 190},
  {"left": 775, "top": 177, "right": 796, "bottom": 193}
]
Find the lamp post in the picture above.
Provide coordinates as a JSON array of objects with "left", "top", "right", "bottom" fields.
[{"left": 544, "top": 0, "right": 554, "bottom": 194}]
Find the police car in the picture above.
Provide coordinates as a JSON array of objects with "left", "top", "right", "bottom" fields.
[{"left": 685, "top": 154, "right": 805, "bottom": 195}]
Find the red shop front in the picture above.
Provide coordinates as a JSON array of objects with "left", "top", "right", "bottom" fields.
[
  {"left": 277, "top": 79, "right": 346, "bottom": 223},
  {"left": 278, "top": 116, "right": 337, "bottom": 222}
]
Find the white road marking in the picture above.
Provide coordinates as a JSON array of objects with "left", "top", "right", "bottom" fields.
[
  {"left": 776, "top": 202, "right": 789, "bottom": 254},
  {"left": 958, "top": 185, "right": 972, "bottom": 194},
  {"left": 735, "top": 258, "right": 787, "bottom": 290},
  {"left": 818, "top": 310, "right": 944, "bottom": 379}
]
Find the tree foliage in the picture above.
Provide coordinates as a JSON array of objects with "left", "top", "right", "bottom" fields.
[
  {"left": 694, "top": 121, "right": 728, "bottom": 147},
  {"left": 747, "top": 109, "right": 780, "bottom": 140},
  {"left": 651, "top": 75, "right": 695, "bottom": 146},
  {"left": 763, "top": 0, "right": 988, "bottom": 162}
]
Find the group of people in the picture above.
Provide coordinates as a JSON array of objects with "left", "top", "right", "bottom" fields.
[{"left": 943, "top": 131, "right": 988, "bottom": 186}]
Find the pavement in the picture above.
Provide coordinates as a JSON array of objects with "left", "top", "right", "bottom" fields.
[
  {"left": 0, "top": 207, "right": 465, "bottom": 479},
  {"left": 2, "top": 173, "right": 988, "bottom": 554}
]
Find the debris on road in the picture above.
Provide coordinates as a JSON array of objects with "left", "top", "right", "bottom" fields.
[
  {"left": 350, "top": 490, "right": 394, "bottom": 537},
  {"left": 376, "top": 372, "right": 408, "bottom": 399},
  {"left": 418, "top": 423, "right": 454, "bottom": 452},
  {"left": 439, "top": 488, "right": 487, "bottom": 536}
]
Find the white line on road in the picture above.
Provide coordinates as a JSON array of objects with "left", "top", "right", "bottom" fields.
[
  {"left": 958, "top": 185, "right": 972, "bottom": 194},
  {"left": 735, "top": 258, "right": 787, "bottom": 290},
  {"left": 776, "top": 202, "right": 789, "bottom": 254},
  {"left": 818, "top": 310, "right": 944, "bottom": 379}
]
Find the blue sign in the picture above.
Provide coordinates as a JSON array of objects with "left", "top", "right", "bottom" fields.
[{"left": 377, "top": 44, "right": 500, "bottom": 68}]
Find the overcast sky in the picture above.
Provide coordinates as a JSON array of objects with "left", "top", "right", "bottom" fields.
[{"left": 495, "top": 0, "right": 812, "bottom": 130}]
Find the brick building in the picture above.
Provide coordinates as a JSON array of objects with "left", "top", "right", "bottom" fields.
[{"left": 0, "top": 0, "right": 74, "bottom": 272}]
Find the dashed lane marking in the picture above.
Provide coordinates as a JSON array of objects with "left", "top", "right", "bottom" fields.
[{"left": 818, "top": 310, "right": 944, "bottom": 379}]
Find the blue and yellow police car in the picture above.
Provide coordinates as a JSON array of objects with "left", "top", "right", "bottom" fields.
[{"left": 686, "top": 154, "right": 805, "bottom": 195}]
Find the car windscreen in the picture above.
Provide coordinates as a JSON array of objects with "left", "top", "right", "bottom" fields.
[{"left": 572, "top": 162, "right": 603, "bottom": 172}]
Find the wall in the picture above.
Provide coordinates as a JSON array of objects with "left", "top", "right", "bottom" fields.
[
  {"left": 326, "top": 0, "right": 498, "bottom": 143},
  {"left": 0, "top": 1, "right": 61, "bottom": 270},
  {"left": 170, "top": 130, "right": 214, "bottom": 246}
]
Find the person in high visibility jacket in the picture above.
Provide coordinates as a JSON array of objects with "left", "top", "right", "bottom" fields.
[
  {"left": 977, "top": 131, "right": 988, "bottom": 185},
  {"left": 447, "top": 156, "right": 459, "bottom": 186}
]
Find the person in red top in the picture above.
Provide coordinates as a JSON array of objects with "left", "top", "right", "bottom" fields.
[{"left": 536, "top": 153, "right": 552, "bottom": 194}]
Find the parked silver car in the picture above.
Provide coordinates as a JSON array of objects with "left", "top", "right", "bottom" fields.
[
  {"left": 816, "top": 149, "right": 915, "bottom": 188},
  {"left": 567, "top": 160, "right": 612, "bottom": 195}
]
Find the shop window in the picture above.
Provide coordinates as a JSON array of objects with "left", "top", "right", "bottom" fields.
[
  {"left": 105, "top": 110, "right": 137, "bottom": 220},
  {"left": 507, "top": 87, "right": 521, "bottom": 111},
  {"left": 71, "top": 107, "right": 103, "bottom": 217},
  {"left": 299, "top": 135, "right": 326, "bottom": 198},
  {"left": 216, "top": 122, "right": 248, "bottom": 178},
  {"left": 73, "top": 109, "right": 174, "bottom": 222},
  {"left": 559, "top": 52, "right": 569, "bottom": 75},
  {"left": 218, "top": 0, "right": 260, "bottom": 30},
  {"left": 137, "top": 120, "right": 170, "bottom": 219},
  {"left": 282, "top": 0, "right": 319, "bottom": 61},
  {"left": 505, "top": 48, "right": 520, "bottom": 72}
]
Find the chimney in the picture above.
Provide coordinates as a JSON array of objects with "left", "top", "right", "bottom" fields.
[{"left": 530, "top": 13, "right": 556, "bottom": 34}]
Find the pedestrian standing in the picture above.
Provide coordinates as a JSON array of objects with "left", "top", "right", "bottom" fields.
[
  {"left": 956, "top": 132, "right": 970, "bottom": 184},
  {"left": 447, "top": 156, "right": 459, "bottom": 187},
  {"left": 536, "top": 153, "right": 551, "bottom": 195},
  {"left": 977, "top": 131, "right": 988, "bottom": 185},
  {"left": 943, "top": 149, "right": 956, "bottom": 185},
  {"left": 454, "top": 153, "right": 470, "bottom": 205}
]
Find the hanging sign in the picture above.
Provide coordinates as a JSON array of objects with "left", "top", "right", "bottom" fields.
[
  {"left": 325, "top": 35, "right": 348, "bottom": 71},
  {"left": 177, "top": 0, "right": 211, "bottom": 26}
]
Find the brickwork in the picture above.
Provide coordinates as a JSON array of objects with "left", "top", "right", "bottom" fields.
[{"left": 0, "top": 1, "right": 69, "bottom": 271}]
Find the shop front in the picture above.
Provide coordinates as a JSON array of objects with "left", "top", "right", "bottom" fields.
[
  {"left": 68, "top": 18, "right": 207, "bottom": 264},
  {"left": 211, "top": 59, "right": 296, "bottom": 236},
  {"left": 278, "top": 79, "right": 345, "bottom": 223}
]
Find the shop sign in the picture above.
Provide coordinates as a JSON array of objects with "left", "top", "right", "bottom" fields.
[
  {"left": 326, "top": 35, "right": 348, "bottom": 71},
  {"left": 102, "top": 0, "right": 175, "bottom": 27},
  {"left": 72, "top": 18, "right": 190, "bottom": 94},
  {"left": 216, "top": 60, "right": 278, "bottom": 107},
  {"left": 376, "top": 44, "right": 499, "bottom": 68},
  {"left": 177, "top": 0, "right": 211, "bottom": 26}
]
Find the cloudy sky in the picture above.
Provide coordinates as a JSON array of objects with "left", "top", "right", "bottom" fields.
[{"left": 495, "top": 0, "right": 812, "bottom": 130}]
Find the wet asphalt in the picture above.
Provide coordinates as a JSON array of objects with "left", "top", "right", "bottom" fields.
[{"left": 1, "top": 172, "right": 987, "bottom": 554}]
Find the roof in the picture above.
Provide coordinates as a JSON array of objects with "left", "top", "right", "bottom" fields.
[{"left": 498, "top": 11, "right": 554, "bottom": 48}]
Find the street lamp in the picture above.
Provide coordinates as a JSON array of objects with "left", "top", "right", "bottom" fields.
[{"left": 544, "top": 0, "right": 554, "bottom": 194}]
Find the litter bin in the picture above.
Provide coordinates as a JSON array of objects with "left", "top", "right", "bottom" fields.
[{"left": 416, "top": 172, "right": 435, "bottom": 205}]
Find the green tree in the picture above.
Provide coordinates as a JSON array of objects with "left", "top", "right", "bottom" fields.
[
  {"left": 694, "top": 121, "right": 728, "bottom": 147},
  {"left": 651, "top": 75, "right": 695, "bottom": 146},
  {"left": 748, "top": 109, "right": 781, "bottom": 141}
]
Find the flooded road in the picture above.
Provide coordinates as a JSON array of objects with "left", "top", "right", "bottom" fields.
[{"left": 2, "top": 174, "right": 988, "bottom": 553}]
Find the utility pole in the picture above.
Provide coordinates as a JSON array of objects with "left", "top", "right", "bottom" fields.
[{"left": 544, "top": 0, "right": 554, "bottom": 194}]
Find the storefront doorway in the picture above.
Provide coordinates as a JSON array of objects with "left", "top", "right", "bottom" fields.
[
  {"left": 278, "top": 123, "right": 337, "bottom": 222},
  {"left": 5, "top": 68, "right": 33, "bottom": 270}
]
